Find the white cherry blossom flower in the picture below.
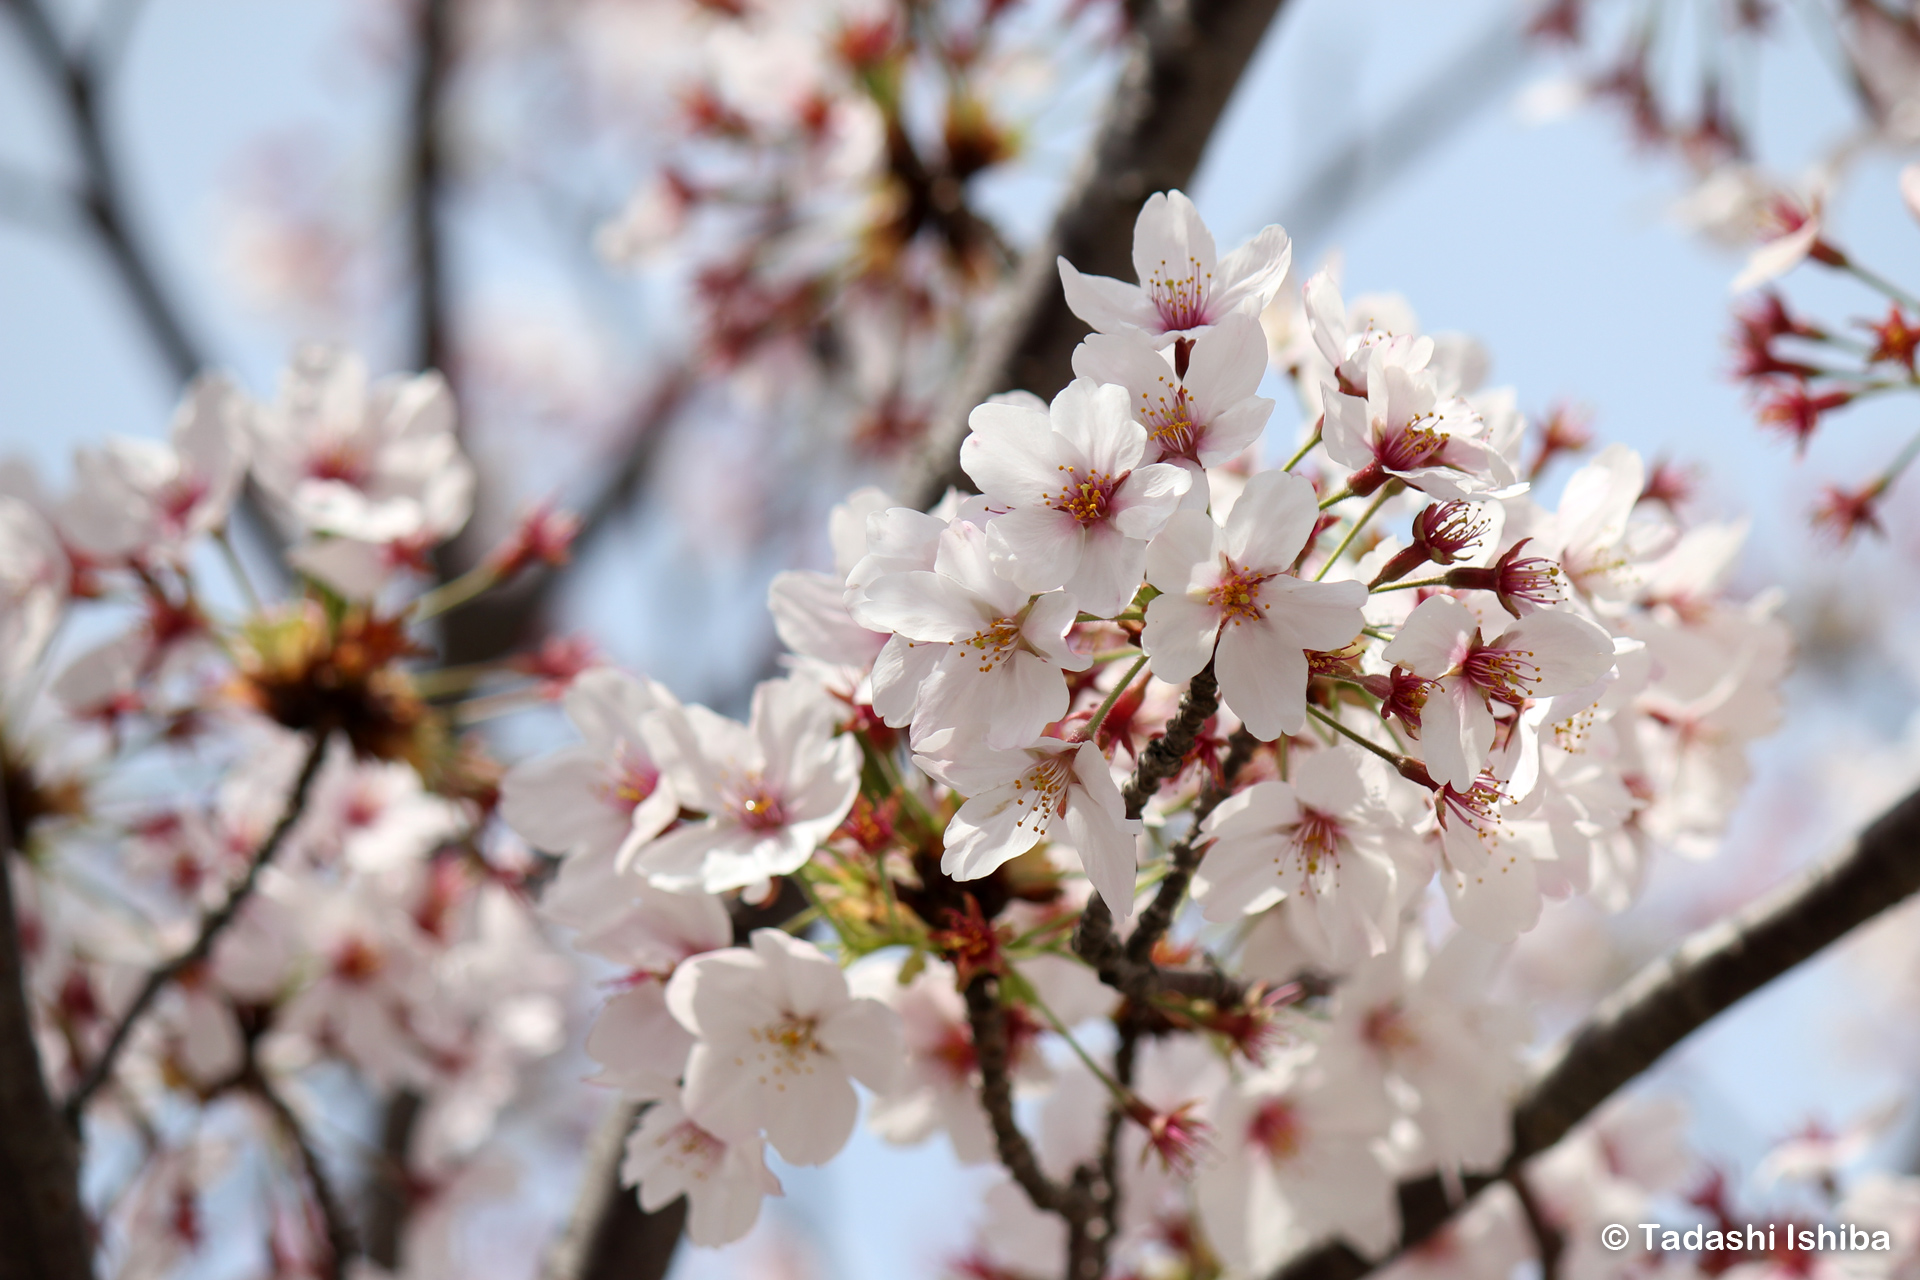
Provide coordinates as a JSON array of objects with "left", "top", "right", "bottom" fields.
[
  {"left": 621, "top": 1093, "right": 783, "bottom": 1247},
  {"left": 857, "top": 519, "right": 1089, "bottom": 750},
  {"left": 250, "top": 345, "right": 473, "bottom": 597},
  {"left": 499, "top": 668, "right": 681, "bottom": 927},
  {"left": 1142, "top": 470, "right": 1367, "bottom": 740},
  {"left": 1195, "top": 1046, "right": 1400, "bottom": 1273},
  {"left": 1059, "top": 190, "right": 1292, "bottom": 345},
  {"left": 0, "top": 496, "right": 67, "bottom": 683},
  {"left": 915, "top": 736, "right": 1142, "bottom": 918},
  {"left": 631, "top": 675, "right": 860, "bottom": 893},
  {"left": 1326, "top": 932, "right": 1527, "bottom": 1177},
  {"left": 1193, "top": 748, "right": 1423, "bottom": 965},
  {"left": 1071, "top": 311, "right": 1274, "bottom": 476},
  {"left": 1384, "top": 594, "right": 1616, "bottom": 791},
  {"left": 766, "top": 486, "right": 893, "bottom": 669},
  {"left": 665, "top": 929, "right": 901, "bottom": 1165},
  {"left": 1322, "top": 348, "right": 1517, "bottom": 501},
  {"left": 65, "top": 375, "right": 248, "bottom": 567},
  {"left": 961, "top": 380, "right": 1190, "bottom": 615}
]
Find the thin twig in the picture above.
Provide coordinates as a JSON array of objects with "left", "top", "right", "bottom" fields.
[
  {"left": 4, "top": 0, "right": 207, "bottom": 381},
  {"left": 250, "top": 1073, "right": 357, "bottom": 1280},
  {"left": 63, "top": 730, "right": 330, "bottom": 1124}
]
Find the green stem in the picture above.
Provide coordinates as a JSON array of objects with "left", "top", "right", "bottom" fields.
[
  {"left": 1317, "top": 485, "right": 1355, "bottom": 510},
  {"left": 1082, "top": 654, "right": 1150, "bottom": 742},
  {"left": 1372, "top": 574, "right": 1449, "bottom": 593},
  {"left": 1282, "top": 422, "right": 1323, "bottom": 472},
  {"left": 1839, "top": 257, "right": 1920, "bottom": 313},
  {"left": 1004, "top": 969, "right": 1132, "bottom": 1103},
  {"left": 1306, "top": 704, "right": 1405, "bottom": 769},
  {"left": 413, "top": 563, "right": 501, "bottom": 621},
  {"left": 1314, "top": 488, "right": 1393, "bottom": 582}
]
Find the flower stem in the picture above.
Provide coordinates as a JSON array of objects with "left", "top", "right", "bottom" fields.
[
  {"left": 1306, "top": 704, "right": 1405, "bottom": 769},
  {"left": 1314, "top": 487, "right": 1393, "bottom": 582},
  {"left": 1083, "top": 654, "right": 1150, "bottom": 742},
  {"left": 1839, "top": 257, "right": 1920, "bottom": 313},
  {"left": 1371, "top": 574, "right": 1449, "bottom": 593},
  {"left": 1282, "top": 421, "right": 1323, "bottom": 472},
  {"left": 413, "top": 563, "right": 501, "bottom": 621}
]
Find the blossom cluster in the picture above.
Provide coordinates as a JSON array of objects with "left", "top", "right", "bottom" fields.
[
  {"left": 498, "top": 190, "right": 1792, "bottom": 1273},
  {"left": 1, "top": 348, "right": 579, "bottom": 1276}
]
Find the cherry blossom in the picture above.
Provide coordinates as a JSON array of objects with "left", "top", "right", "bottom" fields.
[
  {"left": 665, "top": 928, "right": 901, "bottom": 1165},
  {"left": 1385, "top": 594, "right": 1616, "bottom": 791},
  {"left": 1193, "top": 747, "right": 1421, "bottom": 964},
  {"left": 1070, "top": 311, "right": 1275, "bottom": 477},
  {"left": 621, "top": 1094, "right": 783, "bottom": 1247},
  {"left": 1195, "top": 1046, "right": 1400, "bottom": 1273},
  {"left": 629, "top": 674, "right": 860, "bottom": 893},
  {"left": 960, "top": 379, "right": 1191, "bottom": 616},
  {"left": 65, "top": 375, "right": 248, "bottom": 567},
  {"left": 856, "top": 519, "right": 1089, "bottom": 750},
  {"left": 498, "top": 667, "right": 681, "bottom": 927},
  {"left": 1059, "top": 190, "right": 1292, "bottom": 345},
  {"left": 915, "top": 735, "right": 1142, "bottom": 917},
  {"left": 1322, "top": 346, "right": 1519, "bottom": 501},
  {"left": 1142, "top": 470, "right": 1368, "bottom": 740}
]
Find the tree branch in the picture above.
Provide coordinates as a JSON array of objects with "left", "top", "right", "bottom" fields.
[
  {"left": 409, "top": 0, "right": 453, "bottom": 377},
  {"left": 3, "top": 0, "right": 206, "bottom": 383},
  {"left": 0, "top": 785, "right": 93, "bottom": 1280},
  {"left": 903, "top": 0, "right": 1295, "bottom": 509},
  {"left": 965, "top": 973, "right": 1074, "bottom": 1215},
  {"left": 250, "top": 1072, "right": 356, "bottom": 1280},
  {"left": 63, "top": 730, "right": 330, "bottom": 1124},
  {"left": 1271, "top": 779, "right": 1920, "bottom": 1280},
  {"left": 539, "top": 1099, "right": 686, "bottom": 1280}
]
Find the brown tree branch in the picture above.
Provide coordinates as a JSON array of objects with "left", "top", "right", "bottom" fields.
[
  {"left": 250, "top": 1072, "right": 357, "bottom": 1280},
  {"left": 0, "top": 785, "right": 93, "bottom": 1280},
  {"left": 409, "top": 0, "right": 453, "bottom": 378},
  {"left": 964, "top": 973, "right": 1074, "bottom": 1216},
  {"left": 903, "top": 0, "right": 1295, "bottom": 509},
  {"left": 63, "top": 730, "right": 330, "bottom": 1124},
  {"left": 1271, "top": 779, "right": 1920, "bottom": 1280},
  {"left": 3, "top": 0, "right": 207, "bottom": 383},
  {"left": 539, "top": 1099, "right": 687, "bottom": 1280}
]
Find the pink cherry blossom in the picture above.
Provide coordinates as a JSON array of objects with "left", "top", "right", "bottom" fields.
[
  {"left": 1193, "top": 748, "right": 1424, "bottom": 965},
  {"left": 1142, "top": 470, "right": 1367, "bottom": 740},
  {"left": 961, "top": 380, "right": 1191, "bottom": 616},
  {"left": 1385, "top": 594, "right": 1615, "bottom": 791},
  {"left": 1070, "top": 311, "right": 1275, "bottom": 475},
  {"left": 665, "top": 929, "right": 901, "bottom": 1165},
  {"left": 916, "top": 736, "right": 1142, "bottom": 917},
  {"left": 1058, "top": 190, "right": 1292, "bottom": 345},
  {"left": 856, "top": 519, "right": 1089, "bottom": 750},
  {"left": 621, "top": 1094, "right": 784, "bottom": 1246},
  {"left": 631, "top": 674, "right": 860, "bottom": 893}
]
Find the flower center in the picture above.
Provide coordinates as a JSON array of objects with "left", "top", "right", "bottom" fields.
[
  {"left": 1247, "top": 1100, "right": 1302, "bottom": 1162},
  {"left": 1378, "top": 415, "right": 1449, "bottom": 472},
  {"left": 307, "top": 441, "right": 371, "bottom": 487},
  {"left": 964, "top": 617, "right": 1025, "bottom": 673},
  {"left": 749, "top": 1013, "right": 823, "bottom": 1081},
  {"left": 1006, "top": 753, "right": 1074, "bottom": 834},
  {"left": 1284, "top": 807, "right": 1343, "bottom": 880},
  {"left": 1460, "top": 639, "right": 1541, "bottom": 707},
  {"left": 1147, "top": 255, "right": 1212, "bottom": 332},
  {"left": 731, "top": 781, "right": 788, "bottom": 832},
  {"left": 1362, "top": 1003, "right": 1419, "bottom": 1054},
  {"left": 1139, "top": 382, "right": 1200, "bottom": 462},
  {"left": 1208, "top": 558, "right": 1275, "bottom": 626},
  {"left": 1044, "top": 467, "right": 1124, "bottom": 527},
  {"left": 603, "top": 745, "right": 660, "bottom": 815},
  {"left": 332, "top": 936, "right": 386, "bottom": 985},
  {"left": 1437, "top": 775, "right": 1510, "bottom": 845}
]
